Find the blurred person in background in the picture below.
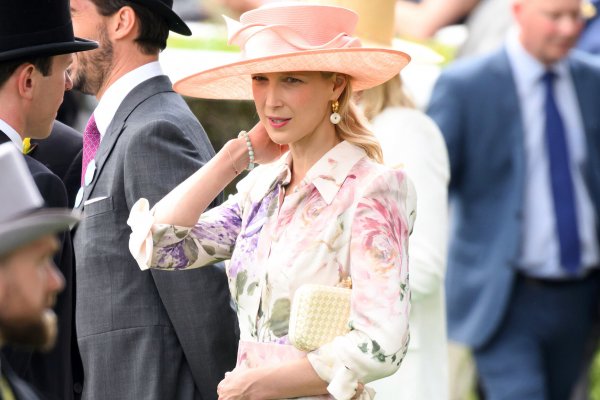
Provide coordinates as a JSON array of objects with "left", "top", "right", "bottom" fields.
[
  {"left": 427, "top": 0, "right": 600, "bottom": 399},
  {"left": 0, "top": 142, "right": 78, "bottom": 400},
  {"left": 68, "top": 0, "right": 239, "bottom": 398},
  {"left": 0, "top": 1, "right": 97, "bottom": 399},
  {"left": 326, "top": 0, "right": 450, "bottom": 399}
]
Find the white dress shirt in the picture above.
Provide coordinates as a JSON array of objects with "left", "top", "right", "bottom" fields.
[
  {"left": 94, "top": 61, "right": 163, "bottom": 140},
  {"left": 0, "top": 119, "right": 23, "bottom": 150},
  {"left": 506, "top": 32, "right": 600, "bottom": 278}
]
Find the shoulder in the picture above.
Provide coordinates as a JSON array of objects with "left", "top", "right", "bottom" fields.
[
  {"left": 436, "top": 48, "right": 509, "bottom": 88},
  {"left": 50, "top": 120, "right": 82, "bottom": 144},
  {"left": 350, "top": 158, "right": 416, "bottom": 230},
  {"left": 568, "top": 50, "right": 600, "bottom": 79},
  {"left": 374, "top": 107, "right": 449, "bottom": 169},
  {"left": 24, "top": 156, "right": 67, "bottom": 207},
  {"left": 351, "top": 158, "right": 411, "bottom": 198},
  {"left": 31, "top": 120, "right": 82, "bottom": 160},
  {"left": 374, "top": 107, "right": 443, "bottom": 143}
]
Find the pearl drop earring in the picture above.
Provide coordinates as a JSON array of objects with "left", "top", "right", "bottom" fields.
[{"left": 330, "top": 100, "right": 341, "bottom": 124}]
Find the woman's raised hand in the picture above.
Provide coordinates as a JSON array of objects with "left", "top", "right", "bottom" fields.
[{"left": 247, "top": 122, "right": 288, "bottom": 165}]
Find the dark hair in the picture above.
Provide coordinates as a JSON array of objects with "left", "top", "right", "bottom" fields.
[
  {"left": 0, "top": 57, "right": 53, "bottom": 89},
  {"left": 90, "top": 0, "right": 169, "bottom": 54}
]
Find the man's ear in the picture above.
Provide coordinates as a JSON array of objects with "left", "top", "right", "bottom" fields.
[
  {"left": 16, "top": 63, "right": 37, "bottom": 101},
  {"left": 110, "top": 5, "right": 138, "bottom": 40}
]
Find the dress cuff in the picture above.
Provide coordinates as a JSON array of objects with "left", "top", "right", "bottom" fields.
[
  {"left": 307, "top": 338, "right": 374, "bottom": 400},
  {"left": 127, "top": 198, "right": 155, "bottom": 271}
]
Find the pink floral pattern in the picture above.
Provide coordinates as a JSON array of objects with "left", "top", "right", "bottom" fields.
[{"left": 129, "top": 141, "right": 414, "bottom": 396}]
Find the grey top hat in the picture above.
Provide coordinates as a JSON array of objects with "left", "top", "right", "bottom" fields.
[{"left": 0, "top": 143, "right": 79, "bottom": 257}]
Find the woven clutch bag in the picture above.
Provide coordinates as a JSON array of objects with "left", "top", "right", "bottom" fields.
[{"left": 288, "top": 283, "right": 352, "bottom": 352}]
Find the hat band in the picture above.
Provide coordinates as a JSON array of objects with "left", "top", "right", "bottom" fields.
[
  {"left": 226, "top": 16, "right": 361, "bottom": 60},
  {"left": 0, "top": 22, "right": 74, "bottom": 55}
]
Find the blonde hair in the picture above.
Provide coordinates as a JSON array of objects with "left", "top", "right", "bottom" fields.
[
  {"left": 359, "top": 74, "right": 414, "bottom": 121},
  {"left": 323, "top": 72, "right": 383, "bottom": 163}
]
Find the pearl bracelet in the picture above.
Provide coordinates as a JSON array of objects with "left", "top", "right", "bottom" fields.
[{"left": 238, "top": 130, "right": 256, "bottom": 171}]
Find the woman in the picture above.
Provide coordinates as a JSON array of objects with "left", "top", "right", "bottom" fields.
[{"left": 127, "top": 3, "right": 413, "bottom": 399}]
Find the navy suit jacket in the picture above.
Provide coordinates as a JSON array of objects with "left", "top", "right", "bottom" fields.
[{"left": 427, "top": 48, "right": 600, "bottom": 349}]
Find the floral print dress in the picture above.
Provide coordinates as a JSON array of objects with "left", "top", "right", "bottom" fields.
[{"left": 128, "top": 141, "right": 415, "bottom": 399}]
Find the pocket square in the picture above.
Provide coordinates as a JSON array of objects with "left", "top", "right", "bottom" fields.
[{"left": 84, "top": 196, "right": 108, "bottom": 206}]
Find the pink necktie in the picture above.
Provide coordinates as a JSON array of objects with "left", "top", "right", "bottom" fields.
[{"left": 81, "top": 114, "right": 100, "bottom": 185}]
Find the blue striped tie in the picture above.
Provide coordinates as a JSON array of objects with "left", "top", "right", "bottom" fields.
[{"left": 542, "top": 71, "right": 581, "bottom": 274}]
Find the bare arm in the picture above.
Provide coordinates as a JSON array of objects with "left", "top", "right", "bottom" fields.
[
  {"left": 153, "top": 123, "right": 281, "bottom": 227},
  {"left": 217, "top": 358, "right": 330, "bottom": 400},
  {"left": 395, "top": 0, "right": 480, "bottom": 39}
]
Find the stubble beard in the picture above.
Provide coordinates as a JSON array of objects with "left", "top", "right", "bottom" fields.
[{"left": 72, "top": 25, "right": 114, "bottom": 96}]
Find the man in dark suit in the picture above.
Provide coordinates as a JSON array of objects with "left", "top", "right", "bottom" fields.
[
  {"left": 427, "top": 0, "right": 600, "bottom": 398},
  {"left": 30, "top": 121, "right": 83, "bottom": 207},
  {"left": 69, "top": 1, "right": 239, "bottom": 399},
  {"left": 0, "top": 1, "right": 97, "bottom": 399},
  {"left": 0, "top": 142, "right": 81, "bottom": 400}
]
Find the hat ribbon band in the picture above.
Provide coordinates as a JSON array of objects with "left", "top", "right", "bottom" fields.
[{"left": 225, "top": 16, "right": 361, "bottom": 59}]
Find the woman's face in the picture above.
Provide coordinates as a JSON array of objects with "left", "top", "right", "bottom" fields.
[{"left": 251, "top": 71, "right": 344, "bottom": 146}]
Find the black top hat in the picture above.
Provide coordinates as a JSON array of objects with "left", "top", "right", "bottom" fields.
[
  {"left": 0, "top": 0, "right": 98, "bottom": 63},
  {"left": 128, "top": 0, "right": 192, "bottom": 36},
  {"left": 0, "top": 143, "right": 79, "bottom": 257}
]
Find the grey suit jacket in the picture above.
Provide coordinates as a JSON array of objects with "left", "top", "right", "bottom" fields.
[{"left": 73, "top": 75, "right": 238, "bottom": 400}]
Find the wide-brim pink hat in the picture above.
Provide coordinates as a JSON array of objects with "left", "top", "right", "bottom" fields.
[{"left": 173, "top": 2, "right": 411, "bottom": 100}]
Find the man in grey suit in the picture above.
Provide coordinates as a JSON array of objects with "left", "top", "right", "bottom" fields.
[
  {"left": 427, "top": 0, "right": 600, "bottom": 398},
  {"left": 69, "top": 0, "right": 239, "bottom": 399}
]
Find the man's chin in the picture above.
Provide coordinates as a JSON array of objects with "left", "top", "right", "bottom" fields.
[{"left": 0, "top": 310, "right": 58, "bottom": 352}]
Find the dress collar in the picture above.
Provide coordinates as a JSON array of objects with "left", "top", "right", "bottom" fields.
[{"left": 245, "top": 141, "right": 367, "bottom": 205}]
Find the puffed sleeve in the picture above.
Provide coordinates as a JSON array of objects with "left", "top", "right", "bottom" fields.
[
  {"left": 307, "top": 169, "right": 414, "bottom": 399},
  {"left": 128, "top": 195, "right": 242, "bottom": 271}
]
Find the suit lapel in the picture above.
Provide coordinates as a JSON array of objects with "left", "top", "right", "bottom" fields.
[{"left": 79, "top": 75, "right": 175, "bottom": 207}]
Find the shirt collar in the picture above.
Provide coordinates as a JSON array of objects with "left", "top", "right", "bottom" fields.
[
  {"left": 0, "top": 119, "right": 23, "bottom": 150},
  {"left": 506, "top": 30, "right": 569, "bottom": 90},
  {"left": 94, "top": 61, "right": 163, "bottom": 139}
]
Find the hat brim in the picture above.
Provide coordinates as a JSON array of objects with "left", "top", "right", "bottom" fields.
[
  {"left": 0, "top": 209, "right": 79, "bottom": 257},
  {"left": 0, "top": 38, "right": 99, "bottom": 62},
  {"left": 129, "top": 0, "right": 192, "bottom": 36},
  {"left": 174, "top": 47, "right": 411, "bottom": 100}
]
